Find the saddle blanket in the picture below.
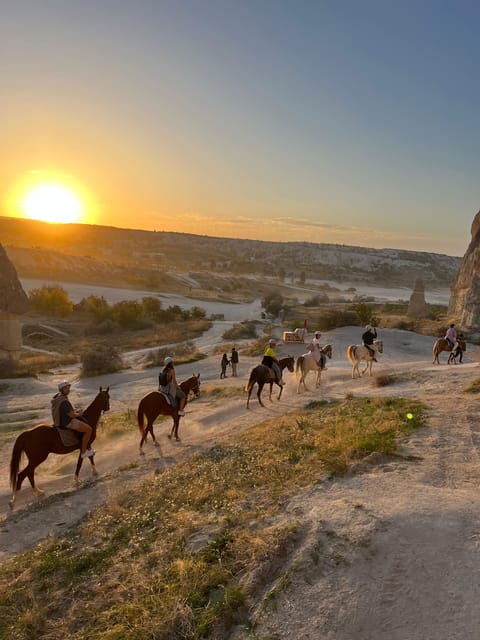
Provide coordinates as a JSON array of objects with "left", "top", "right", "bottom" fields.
[
  {"left": 157, "top": 390, "right": 176, "bottom": 407},
  {"left": 55, "top": 426, "right": 82, "bottom": 447}
]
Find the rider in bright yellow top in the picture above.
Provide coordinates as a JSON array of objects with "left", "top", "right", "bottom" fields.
[{"left": 261, "top": 339, "right": 285, "bottom": 386}]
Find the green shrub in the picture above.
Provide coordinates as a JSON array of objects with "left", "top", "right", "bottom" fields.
[
  {"left": 315, "top": 308, "right": 358, "bottom": 330},
  {"left": 81, "top": 346, "right": 123, "bottom": 376},
  {"left": 29, "top": 285, "right": 73, "bottom": 317},
  {"left": 222, "top": 321, "right": 257, "bottom": 340}
]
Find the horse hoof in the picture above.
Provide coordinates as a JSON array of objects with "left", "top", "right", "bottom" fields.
[
  {"left": 34, "top": 488, "right": 45, "bottom": 497},
  {"left": 154, "top": 441, "right": 160, "bottom": 447},
  {"left": 175, "top": 437, "right": 181, "bottom": 442},
  {"left": 74, "top": 477, "right": 80, "bottom": 486},
  {"left": 167, "top": 434, "right": 172, "bottom": 440},
  {"left": 139, "top": 449, "right": 145, "bottom": 456},
  {"left": 92, "top": 468, "right": 98, "bottom": 477},
  {"left": 8, "top": 499, "right": 14, "bottom": 510}
]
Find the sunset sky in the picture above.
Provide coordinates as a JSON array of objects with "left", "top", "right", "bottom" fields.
[{"left": 2, "top": 0, "right": 479, "bottom": 256}]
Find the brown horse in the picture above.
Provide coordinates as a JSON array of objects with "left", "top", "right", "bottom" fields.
[
  {"left": 137, "top": 374, "right": 201, "bottom": 452},
  {"left": 432, "top": 338, "right": 466, "bottom": 364},
  {"left": 245, "top": 356, "right": 295, "bottom": 408},
  {"left": 9, "top": 386, "right": 110, "bottom": 509}
]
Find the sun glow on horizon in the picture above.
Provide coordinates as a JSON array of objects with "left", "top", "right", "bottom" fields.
[
  {"left": 6, "top": 171, "right": 96, "bottom": 225},
  {"left": 21, "top": 183, "right": 84, "bottom": 223}
]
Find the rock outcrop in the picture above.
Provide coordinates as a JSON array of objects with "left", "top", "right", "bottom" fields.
[
  {"left": 448, "top": 211, "right": 480, "bottom": 338},
  {"left": 407, "top": 278, "right": 429, "bottom": 318},
  {"left": 0, "top": 244, "right": 29, "bottom": 362}
]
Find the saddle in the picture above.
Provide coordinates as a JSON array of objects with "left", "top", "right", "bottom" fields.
[
  {"left": 158, "top": 390, "right": 176, "bottom": 407},
  {"left": 55, "top": 426, "right": 82, "bottom": 447}
]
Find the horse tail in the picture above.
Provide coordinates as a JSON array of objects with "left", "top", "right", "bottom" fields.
[
  {"left": 10, "top": 433, "right": 25, "bottom": 491},
  {"left": 295, "top": 356, "right": 304, "bottom": 379},
  {"left": 245, "top": 370, "right": 255, "bottom": 393},
  {"left": 347, "top": 346, "right": 356, "bottom": 365},
  {"left": 137, "top": 399, "right": 145, "bottom": 432}
]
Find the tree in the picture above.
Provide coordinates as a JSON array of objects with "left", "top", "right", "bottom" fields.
[
  {"left": 80, "top": 295, "right": 111, "bottom": 323},
  {"left": 29, "top": 286, "right": 73, "bottom": 317},
  {"left": 262, "top": 292, "right": 284, "bottom": 317},
  {"left": 353, "top": 302, "right": 379, "bottom": 327},
  {"left": 111, "top": 300, "right": 143, "bottom": 328}
]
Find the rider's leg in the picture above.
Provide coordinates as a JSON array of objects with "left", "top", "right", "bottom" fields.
[
  {"left": 320, "top": 353, "right": 327, "bottom": 370},
  {"left": 68, "top": 419, "right": 93, "bottom": 456},
  {"left": 272, "top": 362, "right": 284, "bottom": 386},
  {"left": 176, "top": 389, "right": 186, "bottom": 416}
]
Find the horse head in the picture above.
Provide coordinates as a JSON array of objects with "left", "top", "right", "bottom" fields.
[
  {"left": 182, "top": 374, "right": 201, "bottom": 399},
  {"left": 373, "top": 340, "right": 383, "bottom": 354},
  {"left": 323, "top": 344, "right": 333, "bottom": 359},
  {"left": 98, "top": 386, "right": 110, "bottom": 412},
  {"left": 283, "top": 356, "right": 295, "bottom": 372}
]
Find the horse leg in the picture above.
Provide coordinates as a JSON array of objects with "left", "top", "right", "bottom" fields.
[
  {"left": 269, "top": 382, "right": 274, "bottom": 402},
  {"left": 173, "top": 416, "right": 181, "bottom": 442},
  {"left": 74, "top": 453, "right": 84, "bottom": 485},
  {"left": 88, "top": 454, "right": 98, "bottom": 477},
  {"left": 257, "top": 383, "right": 265, "bottom": 407},
  {"left": 277, "top": 381, "right": 283, "bottom": 400},
  {"left": 149, "top": 421, "right": 159, "bottom": 446}
]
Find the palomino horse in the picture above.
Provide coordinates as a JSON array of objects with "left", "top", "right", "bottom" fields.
[
  {"left": 245, "top": 356, "right": 295, "bottom": 408},
  {"left": 295, "top": 345, "right": 333, "bottom": 393},
  {"left": 432, "top": 338, "right": 466, "bottom": 364},
  {"left": 9, "top": 386, "right": 110, "bottom": 509},
  {"left": 137, "top": 374, "right": 201, "bottom": 452},
  {"left": 347, "top": 340, "right": 384, "bottom": 378}
]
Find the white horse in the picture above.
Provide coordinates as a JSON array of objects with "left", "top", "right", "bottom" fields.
[
  {"left": 346, "top": 340, "right": 383, "bottom": 378},
  {"left": 295, "top": 345, "right": 332, "bottom": 393}
]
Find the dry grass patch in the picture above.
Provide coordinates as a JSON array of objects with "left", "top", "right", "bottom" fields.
[
  {"left": 371, "top": 372, "right": 397, "bottom": 387},
  {"left": 464, "top": 378, "right": 480, "bottom": 393},
  {"left": 0, "top": 396, "right": 426, "bottom": 640}
]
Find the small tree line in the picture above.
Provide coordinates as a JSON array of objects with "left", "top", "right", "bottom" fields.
[{"left": 28, "top": 286, "right": 206, "bottom": 328}]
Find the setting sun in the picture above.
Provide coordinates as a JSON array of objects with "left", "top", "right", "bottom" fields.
[{"left": 21, "top": 183, "right": 84, "bottom": 224}]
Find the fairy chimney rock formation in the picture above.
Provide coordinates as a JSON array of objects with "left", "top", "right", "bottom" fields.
[
  {"left": 448, "top": 210, "right": 480, "bottom": 339},
  {"left": 0, "top": 244, "right": 29, "bottom": 362},
  {"left": 407, "top": 278, "right": 429, "bottom": 318}
]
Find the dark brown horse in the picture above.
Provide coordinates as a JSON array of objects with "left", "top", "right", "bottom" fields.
[
  {"left": 432, "top": 338, "right": 466, "bottom": 364},
  {"left": 9, "top": 386, "right": 110, "bottom": 509},
  {"left": 137, "top": 374, "right": 201, "bottom": 452},
  {"left": 245, "top": 356, "right": 295, "bottom": 408}
]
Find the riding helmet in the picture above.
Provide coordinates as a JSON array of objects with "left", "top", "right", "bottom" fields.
[
  {"left": 164, "top": 356, "right": 173, "bottom": 365},
  {"left": 58, "top": 381, "right": 71, "bottom": 391}
]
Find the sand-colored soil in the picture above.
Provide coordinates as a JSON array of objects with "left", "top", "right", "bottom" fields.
[{"left": 2, "top": 325, "right": 480, "bottom": 639}]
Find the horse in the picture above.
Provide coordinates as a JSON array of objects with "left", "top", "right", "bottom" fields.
[
  {"left": 245, "top": 356, "right": 295, "bottom": 408},
  {"left": 137, "top": 374, "right": 201, "bottom": 452},
  {"left": 295, "top": 345, "right": 333, "bottom": 393},
  {"left": 432, "top": 338, "right": 466, "bottom": 364},
  {"left": 9, "top": 386, "right": 110, "bottom": 509},
  {"left": 347, "top": 340, "right": 384, "bottom": 378}
]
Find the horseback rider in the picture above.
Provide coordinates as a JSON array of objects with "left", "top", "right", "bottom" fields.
[
  {"left": 309, "top": 331, "right": 327, "bottom": 370},
  {"left": 51, "top": 381, "right": 94, "bottom": 458},
  {"left": 362, "top": 325, "right": 378, "bottom": 361},
  {"left": 262, "top": 339, "right": 285, "bottom": 386},
  {"left": 158, "top": 356, "right": 186, "bottom": 416},
  {"left": 445, "top": 323, "right": 458, "bottom": 354}
]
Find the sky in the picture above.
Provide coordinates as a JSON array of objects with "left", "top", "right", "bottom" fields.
[{"left": 1, "top": 0, "right": 479, "bottom": 256}]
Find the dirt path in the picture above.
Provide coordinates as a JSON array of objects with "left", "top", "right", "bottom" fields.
[{"left": 2, "top": 328, "right": 480, "bottom": 639}]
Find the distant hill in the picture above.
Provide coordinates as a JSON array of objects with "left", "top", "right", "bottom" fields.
[{"left": 0, "top": 216, "right": 461, "bottom": 291}]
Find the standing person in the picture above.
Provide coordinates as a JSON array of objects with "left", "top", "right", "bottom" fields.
[
  {"left": 230, "top": 346, "right": 239, "bottom": 377},
  {"left": 220, "top": 353, "right": 230, "bottom": 379},
  {"left": 158, "top": 356, "right": 186, "bottom": 416},
  {"left": 362, "top": 325, "right": 378, "bottom": 361},
  {"left": 309, "top": 331, "right": 327, "bottom": 370},
  {"left": 262, "top": 338, "right": 285, "bottom": 386},
  {"left": 445, "top": 323, "right": 458, "bottom": 353},
  {"left": 51, "top": 381, "right": 94, "bottom": 458}
]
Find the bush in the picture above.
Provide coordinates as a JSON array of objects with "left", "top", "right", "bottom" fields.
[
  {"left": 81, "top": 346, "right": 123, "bottom": 377},
  {"left": 29, "top": 285, "right": 73, "bottom": 317},
  {"left": 84, "top": 318, "right": 121, "bottom": 336},
  {"left": 77, "top": 295, "right": 111, "bottom": 322},
  {"left": 315, "top": 308, "right": 358, "bottom": 331},
  {"left": 111, "top": 300, "right": 144, "bottom": 328},
  {"left": 353, "top": 302, "right": 379, "bottom": 327},
  {"left": 222, "top": 321, "right": 257, "bottom": 340},
  {"left": 303, "top": 294, "right": 329, "bottom": 306},
  {"left": 262, "top": 292, "right": 284, "bottom": 317}
]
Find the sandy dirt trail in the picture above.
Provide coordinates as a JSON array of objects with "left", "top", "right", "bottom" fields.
[{"left": 2, "top": 327, "right": 480, "bottom": 640}]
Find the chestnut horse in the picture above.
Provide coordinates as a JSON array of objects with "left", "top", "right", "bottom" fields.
[
  {"left": 137, "top": 374, "right": 201, "bottom": 452},
  {"left": 432, "top": 338, "right": 466, "bottom": 364},
  {"left": 245, "top": 356, "right": 295, "bottom": 408},
  {"left": 295, "top": 345, "right": 332, "bottom": 393},
  {"left": 9, "top": 386, "right": 110, "bottom": 509}
]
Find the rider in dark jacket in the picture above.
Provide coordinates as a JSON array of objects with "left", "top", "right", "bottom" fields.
[{"left": 362, "top": 325, "right": 378, "bottom": 360}]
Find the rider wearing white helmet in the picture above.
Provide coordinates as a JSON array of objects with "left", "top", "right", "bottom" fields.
[
  {"left": 158, "top": 356, "right": 186, "bottom": 416},
  {"left": 262, "top": 339, "right": 285, "bottom": 386},
  {"left": 51, "top": 381, "right": 94, "bottom": 458}
]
